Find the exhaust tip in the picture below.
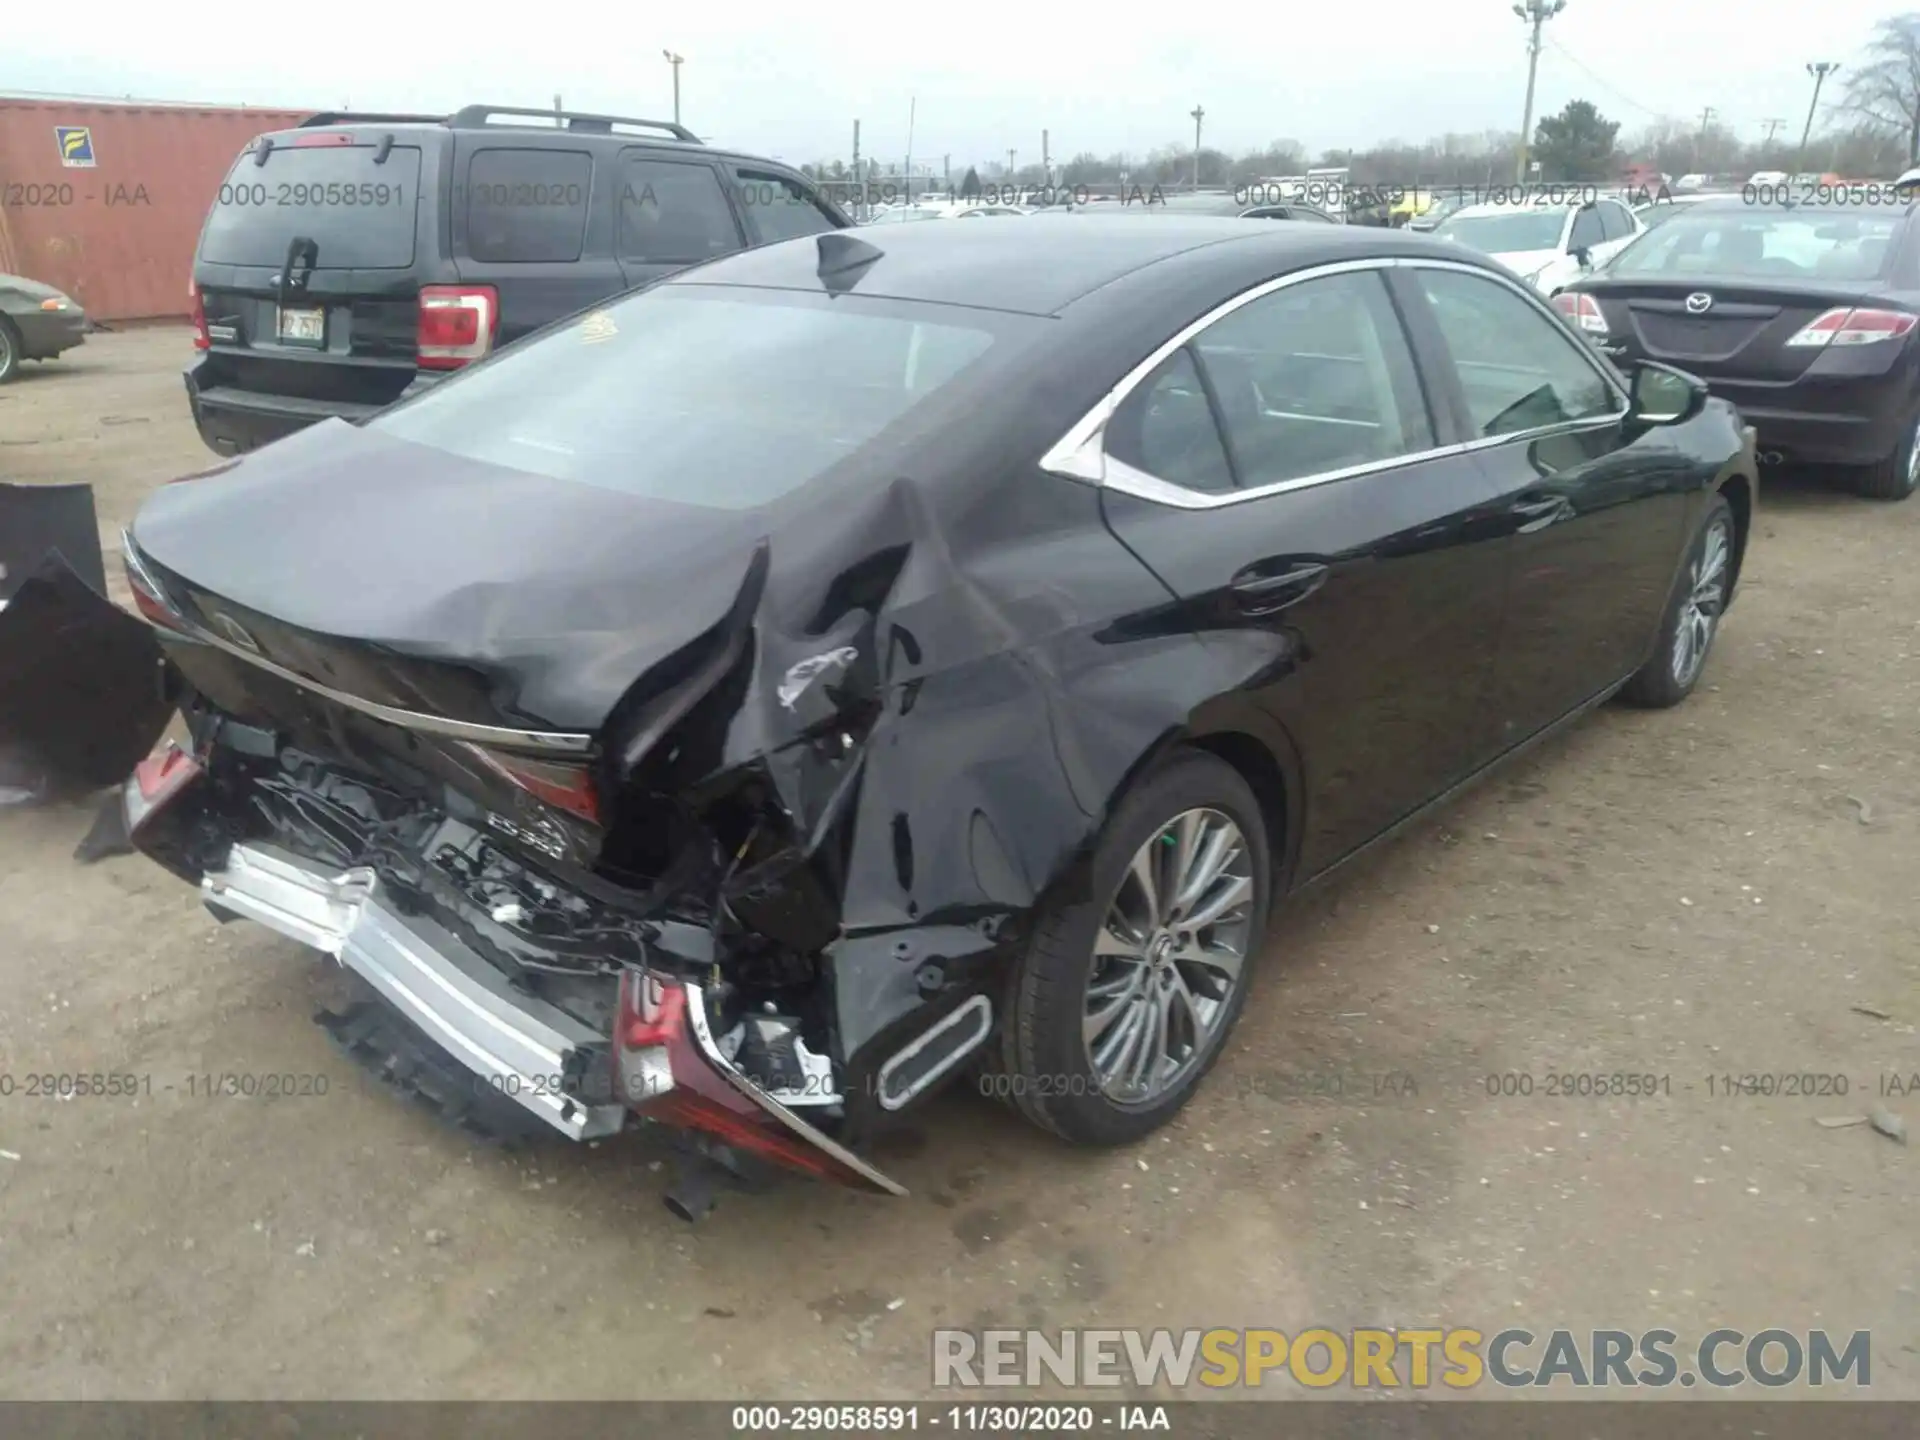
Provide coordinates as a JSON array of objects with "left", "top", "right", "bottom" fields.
[{"left": 663, "top": 1161, "right": 719, "bottom": 1222}]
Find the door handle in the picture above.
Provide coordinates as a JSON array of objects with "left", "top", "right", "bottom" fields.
[
  {"left": 1229, "top": 562, "right": 1328, "bottom": 614},
  {"left": 1509, "top": 496, "right": 1569, "bottom": 532}
]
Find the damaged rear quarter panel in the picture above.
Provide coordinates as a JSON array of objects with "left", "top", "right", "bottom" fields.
[{"left": 672, "top": 441, "right": 1303, "bottom": 1116}]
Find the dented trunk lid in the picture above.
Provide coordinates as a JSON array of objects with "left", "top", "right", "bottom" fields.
[{"left": 129, "top": 419, "right": 773, "bottom": 737}]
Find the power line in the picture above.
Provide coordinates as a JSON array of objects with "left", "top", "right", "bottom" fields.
[{"left": 1540, "top": 38, "right": 1662, "bottom": 117}]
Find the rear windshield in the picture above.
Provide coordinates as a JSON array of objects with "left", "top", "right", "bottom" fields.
[
  {"left": 198, "top": 142, "right": 422, "bottom": 269},
  {"left": 1435, "top": 208, "right": 1569, "bottom": 253},
  {"left": 366, "top": 287, "right": 1021, "bottom": 507},
  {"left": 1607, "top": 208, "right": 1900, "bottom": 282}
]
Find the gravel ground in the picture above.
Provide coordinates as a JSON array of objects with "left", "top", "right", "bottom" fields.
[{"left": 0, "top": 328, "right": 1914, "bottom": 1400}]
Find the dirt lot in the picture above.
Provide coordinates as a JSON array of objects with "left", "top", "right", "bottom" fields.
[{"left": 0, "top": 328, "right": 1915, "bottom": 1400}]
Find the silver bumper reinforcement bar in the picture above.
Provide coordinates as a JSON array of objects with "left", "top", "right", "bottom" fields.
[{"left": 201, "top": 843, "right": 626, "bottom": 1140}]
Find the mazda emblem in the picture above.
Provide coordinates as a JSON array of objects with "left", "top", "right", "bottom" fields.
[{"left": 1685, "top": 292, "right": 1713, "bottom": 314}]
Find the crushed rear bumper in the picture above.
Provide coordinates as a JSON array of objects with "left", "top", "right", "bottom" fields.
[
  {"left": 201, "top": 841, "right": 626, "bottom": 1140},
  {"left": 180, "top": 827, "right": 905, "bottom": 1193}
]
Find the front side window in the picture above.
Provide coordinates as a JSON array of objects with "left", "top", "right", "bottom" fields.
[
  {"left": 733, "top": 168, "right": 839, "bottom": 244},
  {"left": 1188, "top": 271, "right": 1433, "bottom": 487},
  {"left": 369, "top": 289, "right": 1016, "bottom": 508},
  {"left": 1413, "top": 268, "right": 1619, "bottom": 437},
  {"left": 1569, "top": 206, "right": 1605, "bottom": 252}
]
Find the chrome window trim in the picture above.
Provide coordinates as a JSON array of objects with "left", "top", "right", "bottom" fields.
[
  {"left": 1039, "top": 255, "right": 1632, "bottom": 512},
  {"left": 124, "top": 532, "right": 594, "bottom": 756}
]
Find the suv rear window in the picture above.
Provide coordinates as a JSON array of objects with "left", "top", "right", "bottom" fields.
[
  {"left": 367, "top": 287, "right": 1020, "bottom": 508},
  {"left": 464, "top": 148, "right": 592, "bottom": 263},
  {"left": 199, "top": 143, "right": 422, "bottom": 270}
]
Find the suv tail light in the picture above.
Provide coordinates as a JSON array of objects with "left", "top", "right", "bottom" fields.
[
  {"left": 417, "top": 285, "right": 498, "bottom": 369},
  {"left": 190, "top": 281, "right": 211, "bottom": 351},
  {"left": 1784, "top": 307, "right": 1919, "bottom": 348},
  {"left": 1552, "top": 291, "right": 1609, "bottom": 336}
]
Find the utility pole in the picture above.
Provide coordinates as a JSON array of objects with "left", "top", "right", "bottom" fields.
[
  {"left": 1007, "top": 148, "right": 1016, "bottom": 178},
  {"left": 553, "top": 94, "right": 563, "bottom": 127},
  {"left": 943, "top": 154, "right": 950, "bottom": 190},
  {"left": 1512, "top": 0, "right": 1566, "bottom": 183},
  {"left": 661, "top": 51, "right": 684, "bottom": 127},
  {"left": 1795, "top": 62, "right": 1840, "bottom": 178},
  {"left": 904, "top": 96, "right": 916, "bottom": 204},
  {"left": 1760, "top": 117, "right": 1784, "bottom": 145},
  {"left": 1695, "top": 105, "right": 1716, "bottom": 168},
  {"left": 1190, "top": 105, "right": 1204, "bottom": 191},
  {"left": 851, "top": 119, "right": 862, "bottom": 217},
  {"left": 1042, "top": 128, "right": 1051, "bottom": 187}
]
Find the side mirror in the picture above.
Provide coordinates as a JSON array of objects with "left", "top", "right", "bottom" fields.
[
  {"left": 1572, "top": 246, "right": 1594, "bottom": 268},
  {"left": 1629, "top": 360, "right": 1708, "bottom": 426}
]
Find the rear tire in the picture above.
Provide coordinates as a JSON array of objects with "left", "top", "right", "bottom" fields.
[
  {"left": 1850, "top": 412, "right": 1920, "bottom": 500},
  {"left": 0, "top": 318, "right": 20, "bottom": 384},
  {"left": 1620, "top": 495, "right": 1735, "bottom": 709},
  {"left": 992, "top": 750, "right": 1272, "bottom": 1146}
]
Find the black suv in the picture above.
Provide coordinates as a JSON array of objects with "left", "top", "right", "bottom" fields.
[{"left": 186, "top": 104, "right": 851, "bottom": 456}]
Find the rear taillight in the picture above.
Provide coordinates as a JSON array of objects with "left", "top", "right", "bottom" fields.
[
  {"left": 463, "top": 745, "right": 600, "bottom": 825},
  {"left": 1784, "top": 307, "right": 1919, "bottom": 348},
  {"left": 125, "top": 546, "right": 191, "bottom": 634},
  {"left": 189, "top": 281, "right": 211, "bottom": 351},
  {"left": 417, "top": 285, "right": 498, "bottom": 370},
  {"left": 1553, "top": 291, "right": 1608, "bottom": 336}
]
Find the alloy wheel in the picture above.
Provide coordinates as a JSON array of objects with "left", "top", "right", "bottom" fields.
[
  {"left": 1907, "top": 417, "right": 1920, "bottom": 491},
  {"left": 1671, "top": 517, "right": 1731, "bottom": 686},
  {"left": 1083, "top": 808, "right": 1254, "bottom": 1104}
]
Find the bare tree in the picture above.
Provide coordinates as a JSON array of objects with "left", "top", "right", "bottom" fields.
[{"left": 1844, "top": 13, "right": 1920, "bottom": 164}]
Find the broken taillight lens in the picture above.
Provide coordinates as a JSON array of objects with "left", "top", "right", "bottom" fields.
[{"left": 461, "top": 745, "right": 600, "bottom": 825}]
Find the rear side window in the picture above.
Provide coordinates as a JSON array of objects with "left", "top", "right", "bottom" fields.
[
  {"left": 619, "top": 159, "right": 742, "bottom": 264},
  {"left": 1107, "top": 350, "right": 1236, "bottom": 494},
  {"left": 464, "top": 148, "right": 592, "bottom": 263},
  {"left": 199, "top": 143, "right": 422, "bottom": 270},
  {"left": 1597, "top": 201, "right": 1635, "bottom": 240},
  {"left": 733, "top": 168, "right": 839, "bottom": 244}
]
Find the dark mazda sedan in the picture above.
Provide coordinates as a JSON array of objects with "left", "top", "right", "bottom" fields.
[
  {"left": 1554, "top": 195, "right": 1920, "bottom": 499},
  {"left": 108, "top": 218, "right": 1756, "bottom": 1210}
]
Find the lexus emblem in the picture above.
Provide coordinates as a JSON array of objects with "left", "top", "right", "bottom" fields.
[
  {"left": 211, "top": 613, "right": 261, "bottom": 652},
  {"left": 1685, "top": 292, "right": 1713, "bottom": 314}
]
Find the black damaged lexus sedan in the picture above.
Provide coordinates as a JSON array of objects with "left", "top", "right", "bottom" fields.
[{"left": 111, "top": 218, "right": 1757, "bottom": 1207}]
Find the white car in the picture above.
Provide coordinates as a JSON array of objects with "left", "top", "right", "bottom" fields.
[{"left": 1429, "top": 197, "right": 1644, "bottom": 294}]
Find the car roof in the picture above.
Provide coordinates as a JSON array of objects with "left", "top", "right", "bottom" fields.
[
  {"left": 258, "top": 118, "right": 788, "bottom": 173},
  {"left": 1448, "top": 200, "right": 1579, "bottom": 219},
  {"left": 1660, "top": 194, "right": 1918, "bottom": 215},
  {"left": 665, "top": 216, "right": 1496, "bottom": 317}
]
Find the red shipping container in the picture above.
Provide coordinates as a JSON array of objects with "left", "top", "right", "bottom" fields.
[{"left": 0, "top": 98, "right": 315, "bottom": 323}]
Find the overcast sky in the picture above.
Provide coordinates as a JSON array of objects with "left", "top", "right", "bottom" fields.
[{"left": 4, "top": 2, "right": 1899, "bottom": 167}]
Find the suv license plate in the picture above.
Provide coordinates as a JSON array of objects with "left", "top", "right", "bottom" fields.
[{"left": 277, "top": 306, "right": 325, "bottom": 346}]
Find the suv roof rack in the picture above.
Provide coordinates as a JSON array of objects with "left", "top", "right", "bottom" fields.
[
  {"left": 448, "top": 104, "right": 700, "bottom": 144},
  {"left": 299, "top": 111, "right": 450, "bottom": 127}
]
